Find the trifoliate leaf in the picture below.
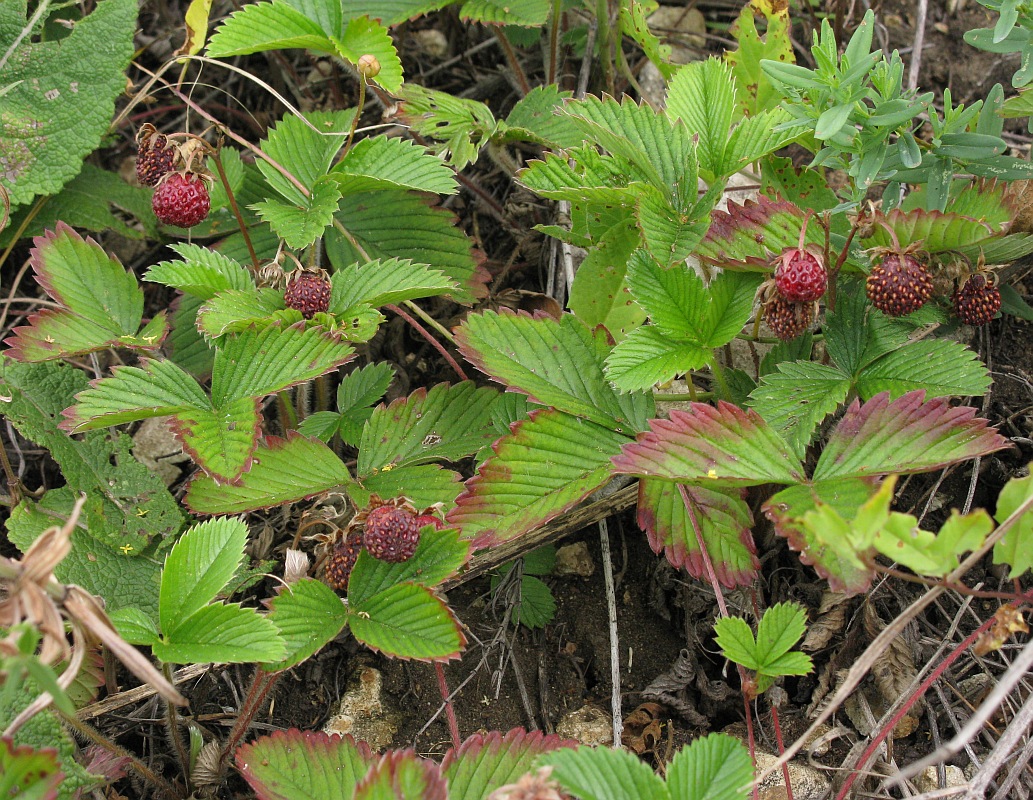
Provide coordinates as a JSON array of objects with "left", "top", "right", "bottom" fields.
[
  {"left": 665, "top": 58, "right": 737, "bottom": 180},
  {"left": 256, "top": 110, "right": 355, "bottom": 204},
  {"left": 502, "top": 85, "right": 584, "bottom": 149}
]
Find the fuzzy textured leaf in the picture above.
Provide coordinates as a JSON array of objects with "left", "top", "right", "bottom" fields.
[
  {"left": 612, "top": 402, "right": 805, "bottom": 487},
  {"left": 331, "top": 259, "right": 456, "bottom": 312},
  {"left": 264, "top": 578, "right": 349, "bottom": 671},
  {"left": 666, "top": 733, "right": 753, "bottom": 800},
  {"left": 855, "top": 340, "right": 992, "bottom": 399},
  {"left": 169, "top": 398, "right": 261, "bottom": 482},
  {"left": 145, "top": 244, "right": 253, "bottom": 300},
  {"left": 332, "top": 136, "right": 458, "bottom": 195},
  {"left": 544, "top": 745, "right": 669, "bottom": 800},
  {"left": 256, "top": 110, "right": 355, "bottom": 204},
  {"left": 447, "top": 409, "right": 628, "bottom": 548},
  {"left": 813, "top": 392, "right": 1010, "bottom": 481},
  {"left": 195, "top": 288, "right": 287, "bottom": 339},
  {"left": 186, "top": 434, "right": 352, "bottom": 514},
  {"left": 637, "top": 479, "right": 759, "bottom": 588},
  {"left": 236, "top": 730, "right": 373, "bottom": 800},
  {"left": 605, "top": 326, "right": 710, "bottom": 393},
  {"left": 252, "top": 176, "right": 342, "bottom": 249}
]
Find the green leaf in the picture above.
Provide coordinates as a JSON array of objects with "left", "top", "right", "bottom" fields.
[
  {"left": 145, "top": 243, "right": 253, "bottom": 300},
  {"left": 211, "top": 323, "right": 355, "bottom": 405},
  {"left": 458, "top": 0, "right": 549, "bottom": 25},
  {"left": 456, "top": 310, "right": 651, "bottom": 434},
  {"left": 186, "top": 434, "right": 352, "bottom": 515},
  {"left": 332, "top": 362, "right": 394, "bottom": 445},
  {"left": 333, "top": 15, "right": 403, "bottom": 92},
  {"left": 625, "top": 250, "right": 707, "bottom": 339},
  {"left": 612, "top": 402, "right": 806, "bottom": 487},
  {"left": 5, "top": 224, "right": 162, "bottom": 362},
  {"left": 332, "top": 136, "right": 458, "bottom": 195},
  {"left": 349, "top": 529, "right": 470, "bottom": 606},
  {"left": 724, "top": 0, "right": 794, "bottom": 117},
  {"left": 396, "top": 85, "right": 499, "bottom": 172},
  {"left": 447, "top": 409, "right": 628, "bottom": 548},
  {"left": 264, "top": 578, "right": 349, "bottom": 671},
  {"left": 855, "top": 339, "right": 991, "bottom": 399},
  {"left": 508, "top": 575, "right": 555, "bottom": 628},
  {"left": 252, "top": 175, "right": 342, "bottom": 249},
  {"left": 109, "top": 606, "right": 161, "bottom": 647},
  {"left": 666, "top": 59, "right": 736, "bottom": 179},
  {"left": 159, "top": 518, "right": 249, "bottom": 635},
  {"left": 358, "top": 382, "right": 501, "bottom": 473},
  {"left": 167, "top": 295, "right": 215, "bottom": 377},
  {"left": 860, "top": 207, "right": 998, "bottom": 254},
  {"left": 993, "top": 471, "right": 1033, "bottom": 578},
  {"left": 502, "top": 85, "right": 585, "bottom": 149},
  {"left": 207, "top": 2, "right": 335, "bottom": 62},
  {"left": 605, "top": 328, "right": 709, "bottom": 393},
  {"left": 170, "top": 398, "right": 261, "bottom": 482},
  {"left": 328, "top": 189, "right": 487, "bottom": 304},
  {"left": 0, "top": 0, "right": 137, "bottom": 206},
  {"left": 567, "top": 221, "right": 645, "bottom": 341},
  {"left": 813, "top": 392, "right": 1010, "bottom": 481},
  {"left": 236, "top": 730, "right": 373, "bottom": 800},
  {"left": 0, "top": 738, "right": 62, "bottom": 800},
  {"left": 823, "top": 283, "right": 909, "bottom": 377},
  {"left": 331, "top": 258, "right": 457, "bottom": 311},
  {"left": 726, "top": 108, "right": 798, "bottom": 171},
  {"left": 354, "top": 751, "right": 447, "bottom": 800},
  {"left": 761, "top": 157, "right": 841, "bottom": 217},
  {"left": 356, "top": 464, "right": 463, "bottom": 511},
  {"left": 255, "top": 110, "right": 355, "bottom": 204},
  {"left": 442, "top": 730, "right": 578, "bottom": 800},
  {"left": 715, "top": 602, "right": 812, "bottom": 690},
  {"left": 748, "top": 361, "right": 851, "bottom": 459},
  {"left": 697, "top": 195, "right": 812, "bottom": 270},
  {"left": 666, "top": 733, "right": 753, "bottom": 800},
  {"left": 348, "top": 580, "right": 465, "bottom": 661},
  {"left": 544, "top": 746, "right": 670, "bottom": 800},
  {"left": 637, "top": 479, "right": 759, "bottom": 588},
  {"left": 195, "top": 288, "right": 287, "bottom": 339},
  {"left": 636, "top": 184, "right": 712, "bottom": 268},
  {"left": 154, "top": 602, "right": 286, "bottom": 664}
]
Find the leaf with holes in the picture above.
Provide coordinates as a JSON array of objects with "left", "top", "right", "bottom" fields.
[
  {"left": 637, "top": 479, "right": 758, "bottom": 588},
  {"left": 186, "top": 434, "right": 353, "bottom": 515},
  {"left": 236, "top": 730, "right": 373, "bottom": 800},
  {"left": 447, "top": 409, "right": 629, "bottom": 548},
  {"left": 813, "top": 392, "right": 1010, "bottom": 481},
  {"left": 5, "top": 225, "right": 165, "bottom": 362},
  {"left": 612, "top": 402, "right": 806, "bottom": 487}
]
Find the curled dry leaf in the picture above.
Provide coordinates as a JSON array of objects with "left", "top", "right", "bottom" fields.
[{"left": 974, "top": 605, "right": 1029, "bottom": 656}]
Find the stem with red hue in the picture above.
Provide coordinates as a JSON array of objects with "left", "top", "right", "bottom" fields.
[
  {"left": 435, "top": 662, "right": 461, "bottom": 750},
  {"left": 771, "top": 704, "right": 794, "bottom": 800},
  {"left": 387, "top": 304, "right": 468, "bottom": 381}
]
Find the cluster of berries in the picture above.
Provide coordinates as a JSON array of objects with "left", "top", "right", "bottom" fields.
[
  {"left": 135, "top": 124, "right": 212, "bottom": 229},
  {"left": 762, "top": 244, "right": 829, "bottom": 341},
  {"left": 321, "top": 498, "right": 445, "bottom": 592}
]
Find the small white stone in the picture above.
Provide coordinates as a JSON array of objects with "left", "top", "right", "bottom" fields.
[
  {"left": 554, "top": 542, "right": 594, "bottom": 577},
  {"left": 913, "top": 765, "right": 966, "bottom": 792},
  {"left": 556, "top": 704, "right": 612, "bottom": 746},
  {"left": 322, "top": 667, "right": 400, "bottom": 751}
]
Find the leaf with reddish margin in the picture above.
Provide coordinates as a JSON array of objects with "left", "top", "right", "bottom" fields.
[
  {"left": 0, "top": 739, "right": 62, "bottom": 800},
  {"left": 442, "top": 728, "right": 579, "bottom": 800},
  {"left": 812, "top": 391, "right": 1011, "bottom": 481},
  {"left": 763, "top": 478, "right": 881, "bottom": 594},
  {"left": 4, "top": 223, "right": 166, "bottom": 362},
  {"left": 348, "top": 581, "right": 466, "bottom": 662},
  {"left": 446, "top": 408, "right": 629, "bottom": 548},
  {"left": 167, "top": 397, "right": 261, "bottom": 483},
  {"left": 696, "top": 195, "right": 816, "bottom": 271},
  {"left": 637, "top": 478, "right": 758, "bottom": 588},
  {"left": 186, "top": 433, "right": 353, "bottom": 515},
  {"left": 612, "top": 402, "right": 805, "bottom": 487},
  {"left": 235, "top": 729, "right": 373, "bottom": 800},
  {"left": 355, "top": 750, "right": 447, "bottom": 800},
  {"left": 860, "top": 208, "right": 997, "bottom": 254}
]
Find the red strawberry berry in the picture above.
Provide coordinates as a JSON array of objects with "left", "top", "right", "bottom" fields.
[
  {"left": 764, "top": 295, "right": 814, "bottom": 341},
  {"left": 284, "top": 270, "right": 331, "bottom": 319},
  {"left": 364, "top": 505, "right": 420, "bottom": 563},
  {"left": 952, "top": 274, "right": 1001, "bottom": 326},
  {"left": 866, "top": 252, "right": 933, "bottom": 317},
  {"left": 152, "top": 172, "right": 210, "bottom": 228},
  {"left": 773, "top": 247, "right": 827, "bottom": 303},
  {"left": 136, "top": 133, "right": 177, "bottom": 187},
  {"left": 324, "top": 531, "right": 364, "bottom": 591}
]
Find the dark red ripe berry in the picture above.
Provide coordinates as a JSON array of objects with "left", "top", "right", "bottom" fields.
[
  {"left": 324, "top": 531, "right": 364, "bottom": 591},
  {"left": 414, "top": 514, "right": 445, "bottom": 531},
  {"left": 764, "top": 295, "right": 814, "bottom": 341},
  {"left": 952, "top": 274, "right": 1001, "bottom": 326},
  {"left": 284, "top": 271, "right": 332, "bottom": 319},
  {"left": 364, "top": 505, "right": 420, "bottom": 563},
  {"left": 136, "top": 133, "right": 177, "bottom": 187},
  {"left": 774, "top": 247, "right": 827, "bottom": 303},
  {"left": 152, "top": 172, "right": 210, "bottom": 228},
  {"left": 865, "top": 253, "right": 933, "bottom": 317}
]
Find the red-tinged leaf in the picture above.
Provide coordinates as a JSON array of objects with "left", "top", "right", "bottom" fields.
[
  {"left": 355, "top": 750, "right": 447, "bottom": 800},
  {"left": 696, "top": 195, "right": 816, "bottom": 270},
  {"left": 348, "top": 582, "right": 466, "bottom": 662},
  {"left": 446, "top": 409, "right": 628, "bottom": 548},
  {"left": 168, "top": 397, "right": 261, "bottom": 483},
  {"left": 812, "top": 391, "right": 1011, "bottom": 481},
  {"left": 612, "top": 402, "right": 805, "bottom": 487},
  {"left": 763, "top": 478, "right": 880, "bottom": 594},
  {"left": 860, "top": 208, "right": 997, "bottom": 254},
  {"left": 186, "top": 433, "right": 353, "bottom": 515},
  {"left": 0, "top": 739, "right": 63, "bottom": 800},
  {"left": 235, "top": 729, "right": 373, "bottom": 800},
  {"left": 637, "top": 478, "right": 758, "bottom": 588},
  {"left": 4, "top": 223, "right": 161, "bottom": 362},
  {"left": 442, "top": 729, "right": 578, "bottom": 800}
]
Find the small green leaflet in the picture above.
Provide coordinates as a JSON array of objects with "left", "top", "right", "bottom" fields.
[
  {"left": 993, "top": 471, "right": 1033, "bottom": 578},
  {"left": 714, "top": 601, "right": 813, "bottom": 694}
]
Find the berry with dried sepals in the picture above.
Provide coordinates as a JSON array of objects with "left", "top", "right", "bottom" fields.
[
  {"left": 952, "top": 273, "right": 1001, "bottom": 326},
  {"left": 773, "top": 246, "right": 827, "bottom": 303},
  {"left": 763, "top": 295, "right": 814, "bottom": 341},
  {"left": 324, "top": 530, "right": 364, "bottom": 591},
  {"left": 284, "top": 270, "right": 332, "bottom": 319},
  {"left": 866, "top": 252, "right": 933, "bottom": 317},
  {"left": 136, "top": 126, "right": 178, "bottom": 187},
  {"left": 364, "top": 505, "right": 420, "bottom": 563},
  {"left": 152, "top": 171, "right": 211, "bottom": 228}
]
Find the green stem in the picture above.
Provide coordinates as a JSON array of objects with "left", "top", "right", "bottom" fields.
[
  {"left": 709, "top": 358, "right": 731, "bottom": 400},
  {"left": 547, "top": 0, "right": 563, "bottom": 86},
  {"left": 594, "top": 0, "right": 615, "bottom": 94}
]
